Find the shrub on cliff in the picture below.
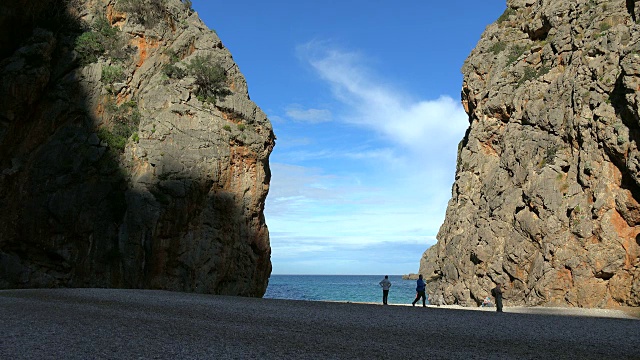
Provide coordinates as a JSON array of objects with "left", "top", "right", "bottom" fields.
[
  {"left": 101, "top": 65, "right": 126, "bottom": 84},
  {"left": 75, "top": 31, "right": 105, "bottom": 65},
  {"left": 187, "top": 54, "right": 231, "bottom": 104},
  {"left": 118, "top": 0, "right": 167, "bottom": 27},
  {"left": 161, "top": 50, "right": 187, "bottom": 82},
  {"left": 98, "top": 100, "right": 141, "bottom": 152},
  {"left": 497, "top": 7, "right": 516, "bottom": 24},
  {"left": 75, "top": 16, "right": 123, "bottom": 65}
]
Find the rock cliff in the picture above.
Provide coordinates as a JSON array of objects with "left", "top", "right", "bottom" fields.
[
  {"left": 0, "top": 0, "right": 274, "bottom": 297},
  {"left": 421, "top": 0, "right": 640, "bottom": 308}
]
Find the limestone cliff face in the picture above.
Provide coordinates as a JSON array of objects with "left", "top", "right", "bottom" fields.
[
  {"left": 0, "top": 0, "right": 274, "bottom": 297},
  {"left": 421, "top": 0, "right": 640, "bottom": 308}
]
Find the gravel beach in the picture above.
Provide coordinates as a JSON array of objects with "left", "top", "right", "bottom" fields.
[{"left": 1, "top": 288, "right": 639, "bottom": 359}]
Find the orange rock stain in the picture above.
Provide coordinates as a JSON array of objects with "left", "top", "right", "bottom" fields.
[
  {"left": 481, "top": 135, "right": 499, "bottom": 157},
  {"left": 106, "top": 4, "right": 126, "bottom": 27},
  {"left": 610, "top": 209, "right": 640, "bottom": 269},
  {"left": 556, "top": 268, "right": 573, "bottom": 288},
  {"left": 132, "top": 36, "right": 160, "bottom": 68}
]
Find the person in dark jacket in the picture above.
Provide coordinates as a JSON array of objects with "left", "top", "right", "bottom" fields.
[
  {"left": 492, "top": 283, "right": 503, "bottom": 312},
  {"left": 412, "top": 274, "right": 426, "bottom": 307}
]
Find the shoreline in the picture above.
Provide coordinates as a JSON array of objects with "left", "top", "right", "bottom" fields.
[
  {"left": 1, "top": 288, "right": 639, "bottom": 359},
  {"left": 320, "top": 299, "right": 639, "bottom": 319}
]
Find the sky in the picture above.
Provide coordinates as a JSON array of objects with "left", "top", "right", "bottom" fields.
[{"left": 192, "top": 1, "right": 507, "bottom": 275}]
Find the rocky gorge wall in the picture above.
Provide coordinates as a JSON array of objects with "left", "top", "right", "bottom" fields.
[
  {"left": 0, "top": 0, "right": 274, "bottom": 296},
  {"left": 421, "top": 0, "right": 640, "bottom": 308}
]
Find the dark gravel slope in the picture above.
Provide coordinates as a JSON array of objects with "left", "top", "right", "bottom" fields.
[{"left": 1, "top": 289, "right": 639, "bottom": 359}]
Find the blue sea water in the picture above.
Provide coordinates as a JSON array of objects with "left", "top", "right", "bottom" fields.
[{"left": 264, "top": 275, "right": 426, "bottom": 305}]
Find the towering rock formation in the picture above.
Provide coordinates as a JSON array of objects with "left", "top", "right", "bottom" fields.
[
  {"left": 421, "top": 0, "right": 640, "bottom": 308},
  {"left": 0, "top": 0, "right": 274, "bottom": 296}
]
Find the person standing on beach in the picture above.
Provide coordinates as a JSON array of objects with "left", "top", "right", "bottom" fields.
[
  {"left": 379, "top": 275, "right": 392, "bottom": 305},
  {"left": 492, "top": 283, "right": 503, "bottom": 312},
  {"left": 412, "top": 274, "right": 426, "bottom": 307}
]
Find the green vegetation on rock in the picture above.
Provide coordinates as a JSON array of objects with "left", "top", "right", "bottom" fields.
[
  {"left": 74, "top": 16, "right": 123, "bottom": 65},
  {"left": 75, "top": 31, "right": 105, "bottom": 65},
  {"left": 489, "top": 41, "right": 506, "bottom": 55},
  {"left": 497, "top": 8, "right": 516, "bottom": 24},
  {"left": 507, "top": 45, "right": 527, "bottom": 65},
  {"left": 118, "top": 0, "right": 167, "bottom": 27},
  {"left": 187, "top": 54, "right": 231, "bottom": 104},
  {"left": 518, "top": 67, "right": 537, "bottom": 86},
  {"left": 101, "top": 65, "right": 126, "bottom": 84},
  {"left": 162, "top": 50, "right": 187, "bottom": 79},
  {"left": 98, "top": 99, "right": 141, "bottom": 152}
]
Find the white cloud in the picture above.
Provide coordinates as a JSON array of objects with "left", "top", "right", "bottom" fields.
[
  {"left": 301, "top": 42, "right": 469, "bottom": 154},
  {"left": 285, "top": 104, "right": 332, "bottom": 123}
]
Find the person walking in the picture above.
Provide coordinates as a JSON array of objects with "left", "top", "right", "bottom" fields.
[
  {"left": 492, "top": 283, "right": 503, "bottom": 312},
  {"left": 412, "top": 274, "right": 426, "bottom": 307},
  {"left": 379, "top": 275, "right": 392, "bottom": 305}
]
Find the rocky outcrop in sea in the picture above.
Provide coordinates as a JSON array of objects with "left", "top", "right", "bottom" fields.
[
  {"left": 421, "top": 0, "right": 640, "bottom": 308},
  {"left": 0, "top": 0, "right": 274, "bottom": 296}
]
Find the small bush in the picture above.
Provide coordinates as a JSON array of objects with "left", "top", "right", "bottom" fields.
[
  {"left": 187, "top": 54, "right": 231, "bottom": 103},
  {"left": 165, "top": 49, "right": 181, "bottom": 62},
  {"left": 162, "top": 50, "right": 187, "bottom": 80},
  {"left": 101, "top": 65, "right": 126, "bottom": 84},
  {"left": 538, "top": 65, "right": 550, "bottom": 77},
  {"left": 237, "top": 124, "right": 245, "bottom": 131},
  {"left": 114, "top": 101, "right": 141, "bottom": 126},
  {"left": 75, "top": 16, "right": 123, "bottom": 65},
  {"left": 98, "top": 127, "right": 127, "bottom": 151},
  {"left": 163, "top": 63, "right": 187, "bottom": 79},
  {"left": 489, "top": 41, "right": 506, "bottom": 55},
  {"left": 518, "top": 67, "right": 537, "bottom": 86},
  {"left": 94, "top": 16, "right": 119, "bottom": 38},
  {"left": 75, "top": 31, "right": 105, "bottom": 65},
  {"left": 99, "top": 99, "right": 142, "bottom": 152},
  {"left": 497, "top": 8, "right": 516, "bottom": 24},
  {"left": 118, "top": 0, "right": 166, "bottom": 27},
  {"left": 507, "top": 45, "right": 527, "bottom": 64},
  {"left": 223, "top": 125, "right": 231, "bottom": 132},
  {"left": 95, "top": 16, "right": 126, "bottom": 57}
]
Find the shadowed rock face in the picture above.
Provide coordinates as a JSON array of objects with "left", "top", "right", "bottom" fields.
[
  {"left": 420, "top": 0, "right": 640, "bottom": 308},
  {"left": 0, "top": 0, "right": 274, "bottom": 297}
]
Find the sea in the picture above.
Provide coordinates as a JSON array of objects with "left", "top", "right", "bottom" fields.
[{"left": 264, "top": 275, "right": 426, "bottom": 305}]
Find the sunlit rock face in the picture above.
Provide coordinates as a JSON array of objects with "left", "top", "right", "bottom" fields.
[
  {"left": 420, "top": 0, "right": 640, "bottom": 308},
  {"left": 0, "top": 0, "right": 274, "bottom": 297}
]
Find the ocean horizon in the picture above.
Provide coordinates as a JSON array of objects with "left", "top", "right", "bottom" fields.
[{"left": 264, "top": 274, "right": 427, "bottom": 305}]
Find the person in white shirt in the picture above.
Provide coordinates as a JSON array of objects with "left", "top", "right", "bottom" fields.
[{"left": 379, "top": 275, "right": 392, "bottom": 305}]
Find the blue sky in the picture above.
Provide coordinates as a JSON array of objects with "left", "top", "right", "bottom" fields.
[{"left": 192, "top": 1, "right": 507, "bottom": 275}]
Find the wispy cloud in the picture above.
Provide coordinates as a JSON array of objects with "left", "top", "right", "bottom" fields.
[
  {"left": 285, "top": 104, "right": 332, "bottom": 123},
  {"left": 299, "top": 41, "right": 469, "bottom": 153}
]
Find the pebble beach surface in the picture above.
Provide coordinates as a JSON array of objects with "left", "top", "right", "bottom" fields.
[{"left": 1, "top": 288, "right": 639, "bottom": 359}]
